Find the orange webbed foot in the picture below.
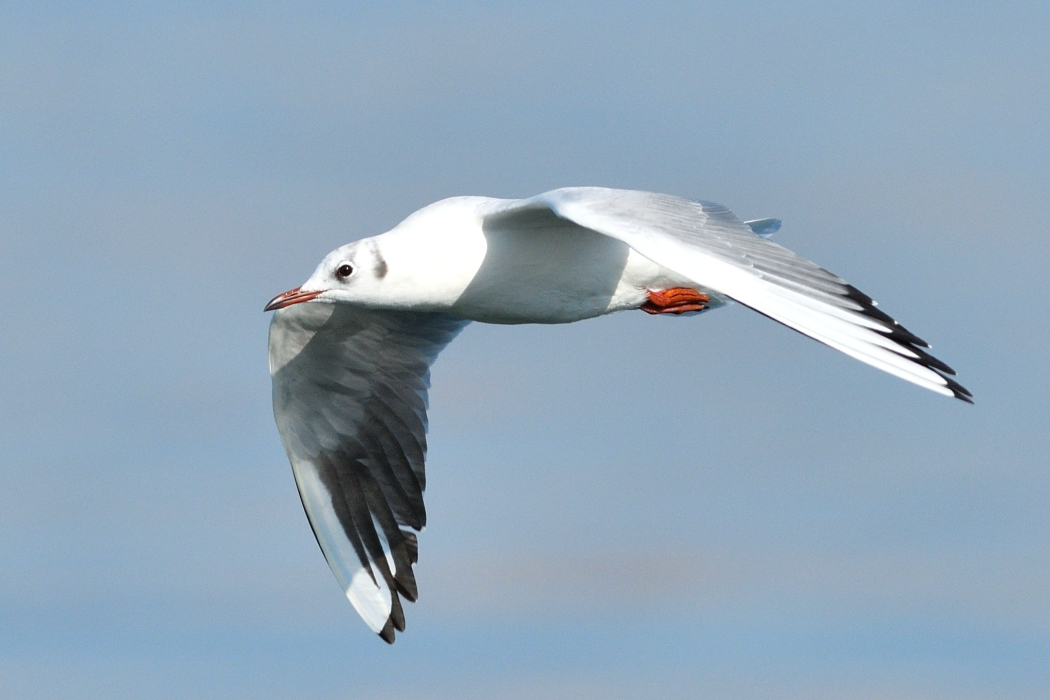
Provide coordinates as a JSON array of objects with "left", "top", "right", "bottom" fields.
[{"left": 640, "top": 288, "right": 710, "bottom": 315}]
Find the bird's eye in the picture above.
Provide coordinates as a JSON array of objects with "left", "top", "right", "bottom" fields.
[{"left": 336, "top": 263, "right": 354, "bottom": 279}]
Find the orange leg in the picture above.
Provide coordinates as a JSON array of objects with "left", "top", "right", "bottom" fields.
[{"left": 640, "top": 288, "right": 709, "bottom": 315}]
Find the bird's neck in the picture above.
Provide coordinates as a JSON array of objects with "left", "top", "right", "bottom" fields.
[{"left": 369, "top": 199, "right": 490, "bottom": 311}]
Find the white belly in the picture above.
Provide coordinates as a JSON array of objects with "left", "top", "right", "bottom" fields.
[{"left": 449, "top": 219, "right": 723, "bottom": 324}]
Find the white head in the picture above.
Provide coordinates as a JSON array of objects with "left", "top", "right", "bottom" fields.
[
  {"left": 263, "top": 238, "right": 393, "bottom": 311},
  {"left": 264, "top": 198, "right": 490, "bottom": 314}
]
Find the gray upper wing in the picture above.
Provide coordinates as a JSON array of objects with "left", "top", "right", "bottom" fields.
[
  {"left": 487, "top": 187, "right": 970, "bottom": 401},
  {"left": 269, "top": 303, "right": 468, "bottom": 643}
]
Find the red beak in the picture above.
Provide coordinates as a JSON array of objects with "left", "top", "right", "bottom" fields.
[{"left": 264, "top": 287, "right": 323, "bottom": 312}]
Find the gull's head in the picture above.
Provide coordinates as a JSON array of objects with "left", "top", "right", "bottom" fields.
[
  {"left": 266, "top": 199, "right": 489, "bottom": 313},
  {"left": 264, "top": 239, "right": 390, "bottom": 312}
]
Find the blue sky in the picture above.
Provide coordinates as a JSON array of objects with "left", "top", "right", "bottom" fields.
[{"left": 1, "top": 2, "right": 1047, "bottom": 698}]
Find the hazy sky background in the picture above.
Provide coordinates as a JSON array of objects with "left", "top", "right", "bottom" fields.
[{"left": 1, "top": 2, "right": 1047, "bottom": 698}]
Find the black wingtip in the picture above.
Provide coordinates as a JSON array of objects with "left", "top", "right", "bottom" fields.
[
  {"left": 946, "top": 377, "right": 974, "bottom": 404},
  {"left": 842, "top": 284, "right": 933, "bottom": 349},
  {"left": 839, "top": 283, "right": 973, "bottom": 401},
  {"left": 378, "top": 618, "right": 396, "bottom": 644},
  {"left": 909, "top": 344, "right": 958, "bottom": 377},
  {"left": 390, "top": 594, "right": 407, "bottom": 632},
  {"left": 907, "top": 345, "right": 972, "bottom": 403}
]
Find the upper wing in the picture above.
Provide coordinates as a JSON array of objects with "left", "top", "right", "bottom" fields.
[
  {"left": 489, "top": 187, "right": 970, "bottom": 401},
  {"left": 269, "top": 302, "right": 469, "bottom": 643}
]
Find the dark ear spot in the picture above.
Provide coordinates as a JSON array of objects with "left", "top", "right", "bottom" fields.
[{"left": 373, "top": 250, "right": 388, "bottom": 279}]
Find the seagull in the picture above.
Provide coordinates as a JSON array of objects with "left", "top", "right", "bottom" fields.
[{"left": 264, "top": 187, "right": 971, "bottom": 643}]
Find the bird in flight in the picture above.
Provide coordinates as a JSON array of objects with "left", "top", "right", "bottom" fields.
[{"left": 264, "top": 187, "right": 970, "bottom": 643}]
